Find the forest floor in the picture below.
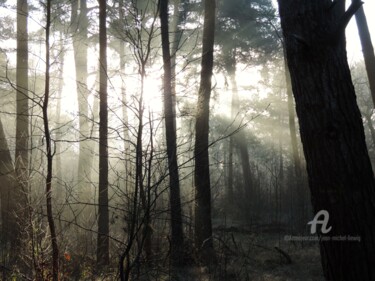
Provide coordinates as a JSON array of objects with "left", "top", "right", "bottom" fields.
[
  {"left": 64, "top": 224, "right": 324, "bottom": 280},
  {"left": 177, "top": 224, "right": 325, "bottom": 281},
  {"left": 215, "top": 228, "right": 323, "bottom": 281}
]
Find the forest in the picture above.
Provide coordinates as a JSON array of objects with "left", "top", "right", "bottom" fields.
[{"left": 0, "top": 0, "right": 375, "bottom": 280}]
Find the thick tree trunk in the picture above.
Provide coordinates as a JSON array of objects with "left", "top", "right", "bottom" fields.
[
  {"left": 159, "top": 0, "right": 184, "bottom": 266},
  {"left": 353, "top": 4, "right": 375, "bottom": 108},
  {"left": 97, "top": 0, "right": 109, "bottom": 269},
  {"left": 283, "top": 51, "right": 308, "bottom": 230},
  {"left": 278, "top": 0, "right": 375, "bottom": 279},
  {"left": 194, "top": 0, "right": 216, "bottom": 262}
]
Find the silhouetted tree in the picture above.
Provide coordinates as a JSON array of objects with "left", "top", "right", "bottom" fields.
[
  {"left": 97, "top": 0, "right": 109, "bottom": 269},
  {"left": 42, "top": 0, "right": 59, "bottom": 279},
  {"left": 194, "top": 0, "right": 216, "bottom": 263},
  {"left": 278, "top": 0, "right": 375, "bottom": 279},
  {"left": 159, "top": 0, "right": 184, "bottom": 266}
]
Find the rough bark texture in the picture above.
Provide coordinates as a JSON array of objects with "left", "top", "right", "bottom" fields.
[
  {"left": 159, "top": 0, "right": 184, "bottom": 265},
  {"left": 284, "top": 51, "right": 308, "bottom": 229},
  {"left": 278, "top": 0, "right": 375, "bottom": 280},
  {"left": 194, "top": 0, "right": 216, "bottom": 262},
  {"left": 97, "top": 0, "right": 109, "bottom": 269},
  {"left": 353, "top": 3, "right": 375, "bottom": 108},
  {"left": 43, "top": 1, "right": 59, "bottom": 278}
]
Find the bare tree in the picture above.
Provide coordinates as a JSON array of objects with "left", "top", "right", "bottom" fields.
[{"left": 42, "top": 0, "right": 59, "bottom": 279}]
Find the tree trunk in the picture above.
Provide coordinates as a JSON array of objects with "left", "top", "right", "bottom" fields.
[
  {"left": 137, "top": 71, "right": 152, "bottom": 261},
  {"left": 71, "top": 0, "right": 91, "bottom": 190},
  {"left": 278, "top": 0, "right": 375, "bottom": 279},
  {"left": 0, "top": 119, "right": 17, "bottom": 250},
  {"left": 43, "top": 1, "right": 59, "bottom": 279},
  {"left": 229, "top": 71, "right": 253, "bottom": 201},
  {"left": 159, "top": 0, "right": 184, "bottom": 266},
  {"left": 55, "top": 31, "right": 64, "bottom": 195},
  {"left": 224, "top": 49, "right": 253, "bottom": 205},
  {"left": 14, "top": 0, "right": 29, "bottom": 253},
  {"left": 353, "top": 3, "right": 375, "bottom": 108},
  {"left": 194, "top": 0, "right": 216, "bottom": 262},
  {"left": 283, "top": 50, "right": 308, "bottom": 230},
  {"left": 97, "top": 0, "right": 109, "bottom": 269}
]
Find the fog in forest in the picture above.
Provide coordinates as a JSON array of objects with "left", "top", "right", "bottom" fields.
[{"left": 0, "top": 0, "right": 375, "bottom": 280}]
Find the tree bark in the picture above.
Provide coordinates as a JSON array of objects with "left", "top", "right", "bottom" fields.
[
  {"left": 97, "top": 0, "right": 109, "bottom": 269},
  {"left": 278, "top": 0, "right": 375, "bottom": 279},
  {"left": 353, "top": 3, "right": 375, "bottom": 108},
  {"left": 194, "top": 0, "right": 216, "bottom": 262},
  {"left": 159, "top": 0, "right": 185, "bottom": 266},
  {"left": 283, "top": 49, "right": 308, "bottom": 229},
  {"left": 43, "top": 1, "right": 59, "bottom": 279}
]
